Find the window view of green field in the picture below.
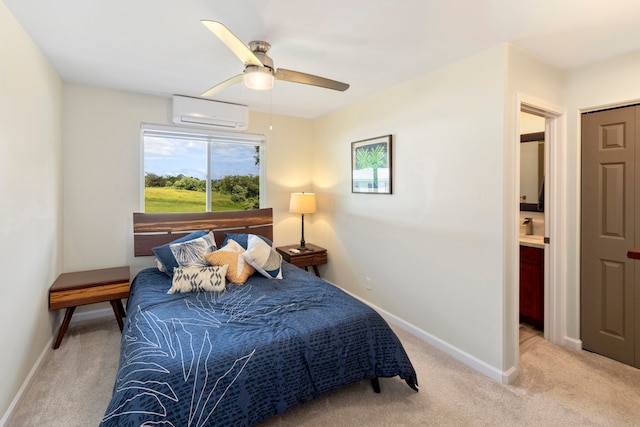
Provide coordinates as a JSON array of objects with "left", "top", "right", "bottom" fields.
[
  {"left": 144, "top": 174, "right": 259, "bottom": 212},
  {"left": 143, "top": 134, "right": 261, "bottom": 213}
]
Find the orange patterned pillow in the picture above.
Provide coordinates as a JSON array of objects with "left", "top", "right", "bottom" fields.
[{"left": 205, "top": 239, "right": 255, "bottom": 284}]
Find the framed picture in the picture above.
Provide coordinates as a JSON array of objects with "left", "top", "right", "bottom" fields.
[{"left": 351, "top": 135, "right": 392, "bottom": 194}]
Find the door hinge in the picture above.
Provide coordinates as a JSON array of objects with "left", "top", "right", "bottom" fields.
[{"left": 544, "top": 237, "right": 550, "bottom": 244}]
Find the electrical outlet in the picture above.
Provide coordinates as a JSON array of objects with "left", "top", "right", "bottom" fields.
[{"left": 365, "top": 277, "right": 372, "bottom": 290}]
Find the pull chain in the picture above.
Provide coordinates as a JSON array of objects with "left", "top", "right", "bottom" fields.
[{"left": 269, "top": 89, "right": 273, "bottom": 131}]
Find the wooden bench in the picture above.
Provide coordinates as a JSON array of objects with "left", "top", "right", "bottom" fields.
[{"left": 49, "top": 266, "right": 130, "bottom": 349}]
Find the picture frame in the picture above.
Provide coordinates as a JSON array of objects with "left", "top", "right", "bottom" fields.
[{"left": 351, "top": 135, "right": 392, "bottom": 194}]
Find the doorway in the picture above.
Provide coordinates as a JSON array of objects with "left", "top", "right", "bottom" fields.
[
  {"left": 519, "top": 110, "right": 546, "bottom": 339},
  {"left": 514, "top": 96, "right": 566, "bottom": 374}
]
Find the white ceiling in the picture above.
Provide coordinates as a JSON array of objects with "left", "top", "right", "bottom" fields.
[{"left": 6, "top": 0, "right": 640, "bottom": 119}]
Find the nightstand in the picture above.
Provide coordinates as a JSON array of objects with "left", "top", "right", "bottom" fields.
[
  {"left": 276, "top": 243, "right": 327, "bottom": 277},
  {"left": 49, "top": 266, "right": 130, "bottom": 349}
]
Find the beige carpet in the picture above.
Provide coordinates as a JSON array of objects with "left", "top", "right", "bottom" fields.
[{"left": 7, "top": 318, "right": 640, "bottom": 426}]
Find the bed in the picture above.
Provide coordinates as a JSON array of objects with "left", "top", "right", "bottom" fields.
[{"left": 100, "top": 208, "right": 418, "bottom": 426}]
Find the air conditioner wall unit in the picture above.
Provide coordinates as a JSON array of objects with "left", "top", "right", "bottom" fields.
[{"left": 172, "top": 95, "right": 249, "bottom": 130}]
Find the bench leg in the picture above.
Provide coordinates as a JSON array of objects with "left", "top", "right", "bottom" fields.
[
  {"left": 115, "top": 299, "right": 126, "bottom": 318},
  {"left": 110, "top": 300, "right": 124, "bottom": 332},
  {"left": 53, "top": 306, "right": 76, "bottom": 349}
]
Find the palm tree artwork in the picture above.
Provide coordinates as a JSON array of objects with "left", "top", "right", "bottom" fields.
[{"left": 355, "top": 143, "right": 387, "bottom": 190}]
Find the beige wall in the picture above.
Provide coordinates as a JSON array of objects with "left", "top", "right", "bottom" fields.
[
  {"left": 0, "top": 1, "right": 63, "bottom": 420},
  {"left": 520, "top": 111, "right": 546, "bottom": 134},
  {"left": 313, "top": 45, "right": 510, "bottom": 375},
  {"left": 311, "top": 43, "right": 567, "bottom": 379},
  {"left": 62, "top": 85, "right": 313, "bottom": 276}
]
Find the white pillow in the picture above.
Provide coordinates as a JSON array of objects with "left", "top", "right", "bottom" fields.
[
  {"left": 168, "top": 265, "right": 228, "bottom": 294},
  {"left": 170, "top": 231, "right": 217, "bottom": 268},
  {"left": 241, "top": 234, "right": 283, "bottom": 279}
]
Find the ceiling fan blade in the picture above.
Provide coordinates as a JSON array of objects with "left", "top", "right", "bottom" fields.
[
  {"left": 201, "top": 20, "right": 263, "bottom": 67},
  {"left": 275, "top": 68, "right": 349, "bottom": 92},
  {"left": 201, "top": 74, "right": 244, "bottom": 97}
]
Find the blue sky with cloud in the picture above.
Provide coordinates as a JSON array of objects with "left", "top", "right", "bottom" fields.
[{"left": 144, "top": 136, "right": 259, "bottom": 180}]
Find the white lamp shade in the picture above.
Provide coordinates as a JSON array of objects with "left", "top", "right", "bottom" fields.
[
  {"left": 289, "top": 192, "right": 317, "bottom": 214},
  {"left": 244, "top": 66, "right": 275, "bottom": 90}
]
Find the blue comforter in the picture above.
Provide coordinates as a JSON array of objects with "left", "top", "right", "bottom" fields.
[{"left": 101, "top": 263, "right": 417, "bottom": 426}]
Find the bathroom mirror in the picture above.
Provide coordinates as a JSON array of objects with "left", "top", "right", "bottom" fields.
[{"left": 520, "top": 132, "right": 544, "bottom": 212}]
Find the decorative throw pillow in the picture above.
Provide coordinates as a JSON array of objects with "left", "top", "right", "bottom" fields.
[
  {"left": 155, "top": 258, "right": 166, "bottom": 273},
  {"left": 170, "top": 231, "right": 217, "bottom": 268},
  {"left": 205, "top": 239, "right": 256, "bottom": 284},
  {"left": 241, "top": 234, "right": 283, "bottom": 279},
  {"left": 222, "top": 233, "right": 272, "bottom": 249},
  {"left": 167, "top": 265, "right": 228, "bottom": 294},
  {"left": 152, "top": 230, "right": 207, "bottom": 277}
]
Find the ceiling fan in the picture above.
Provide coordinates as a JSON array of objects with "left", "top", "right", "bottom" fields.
[{"left": 200, "top": 20, "right": 350, "bottom": 97}]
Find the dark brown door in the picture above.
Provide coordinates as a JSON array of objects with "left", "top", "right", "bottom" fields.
[{"left": 581, "top": 105, "right": 640, "bottom": 368}]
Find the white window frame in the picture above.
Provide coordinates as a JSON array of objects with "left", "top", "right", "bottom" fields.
[{"left": 140, "top": 123, "right": 266, "bottom": 212}]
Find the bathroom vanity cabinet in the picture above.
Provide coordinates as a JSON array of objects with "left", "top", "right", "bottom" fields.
[{"left": 520, "top": 245, "right": 544, "bottom": 328}]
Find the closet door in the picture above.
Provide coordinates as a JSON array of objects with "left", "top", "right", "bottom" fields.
[{"left": 581, "top": 105, "right": 638, "bottom": 367}]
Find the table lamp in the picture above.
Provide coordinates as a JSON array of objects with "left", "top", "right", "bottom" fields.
[{"left": 289, "top": 192, "right": 317, "bottom": 251}]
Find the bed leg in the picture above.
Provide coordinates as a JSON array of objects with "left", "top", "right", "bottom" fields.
[{"left": 370, "top": 376, "right": 381, "bottom": 393}]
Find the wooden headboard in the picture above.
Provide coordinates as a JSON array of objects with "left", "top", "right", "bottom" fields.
[{"left": 133, "top": 208, "right": 273, "bottom": 257}]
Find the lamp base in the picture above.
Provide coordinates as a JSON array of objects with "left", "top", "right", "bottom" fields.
[{"left": 297, "top": 213, "right": 314, "bottom": 252}]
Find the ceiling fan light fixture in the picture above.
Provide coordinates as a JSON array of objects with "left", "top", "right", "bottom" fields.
[
  {"left": 201, "top": 22, "right": 349, "bottom": 96},
  {"left": 244, "top": 66, "right": 274, "bottom": 90}
]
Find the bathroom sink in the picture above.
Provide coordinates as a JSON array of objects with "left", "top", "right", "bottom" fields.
[{"left": 520, "top": 235, "right": 544, "bottom": 248}]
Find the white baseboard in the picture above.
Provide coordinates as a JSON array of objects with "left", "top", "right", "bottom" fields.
[
  {"left": 330, "top": 283, "right": 513, "bottom": 384},
  {"left": 372, "top": 302, "right": 512, "bottom": 384},
  {"left": 563, "top": 335, "right": 582, "bottom": 351},
  {"left": 502, "top": 365, "right": 519, "bottom": 384},
  {"left": 0, "top": 307, "right": 115, "bottom": 426},
  {"left": 0, "top": 337, "right": 53, "bottom": 427}
]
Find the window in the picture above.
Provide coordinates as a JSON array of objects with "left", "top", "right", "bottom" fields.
[{"left": 141, "top": 124, "right": 265, "bottom": 213}]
